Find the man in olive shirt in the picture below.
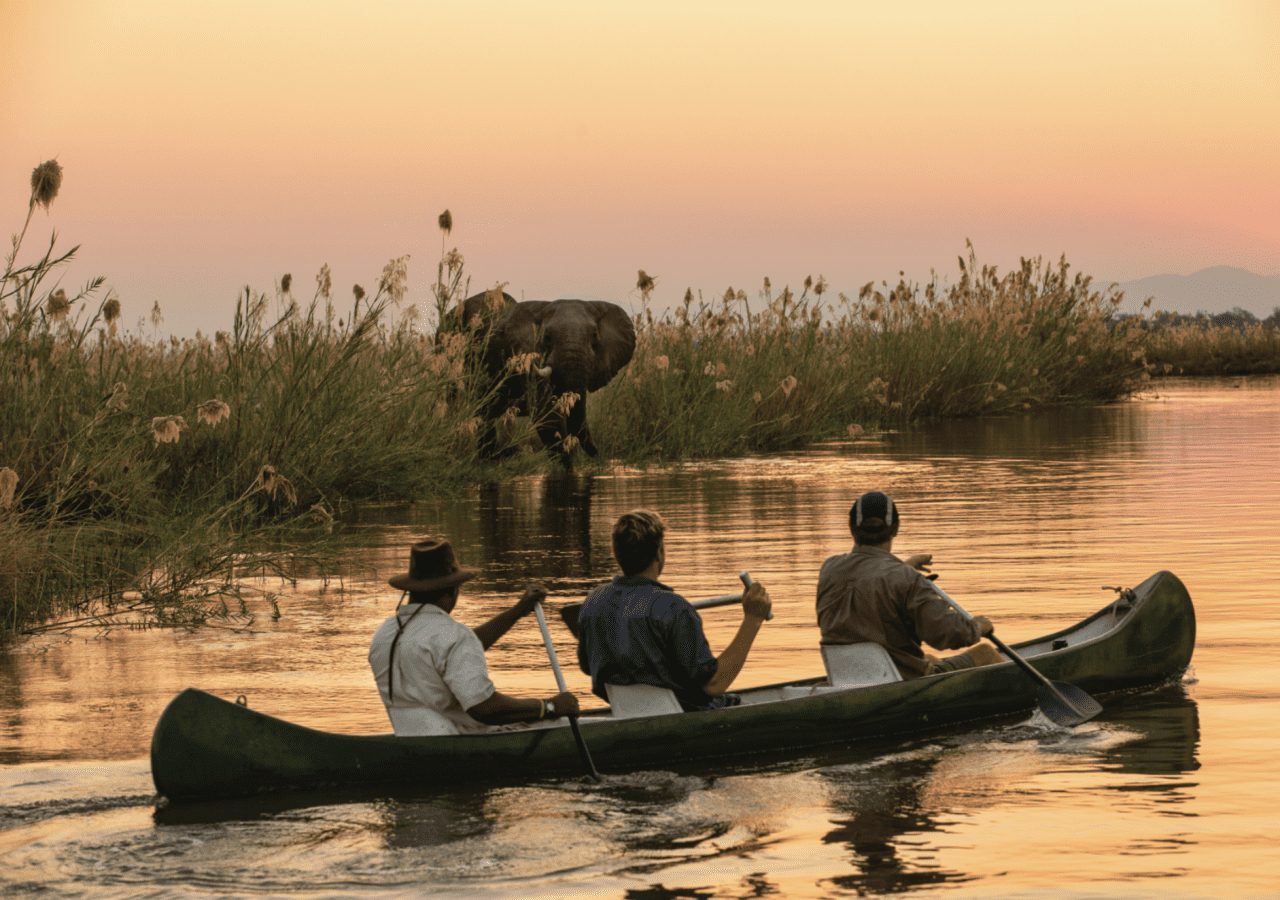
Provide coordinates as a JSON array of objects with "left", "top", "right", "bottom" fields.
[{"left": 816, "top": 491, "right": 1001, "bottom": 679}]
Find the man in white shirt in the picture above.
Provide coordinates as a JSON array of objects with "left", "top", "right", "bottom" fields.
[{"left": 369, "top": 538, "right": 579, "bottom": 736}]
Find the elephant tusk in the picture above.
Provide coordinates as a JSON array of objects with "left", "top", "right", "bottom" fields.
[{"left": 534, "top": 366, "right": 553, "bottom": 378}]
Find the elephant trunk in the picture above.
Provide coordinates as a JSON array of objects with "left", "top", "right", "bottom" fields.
[{"left": 546, "top": 350, "right": 592, "bottom": 396}]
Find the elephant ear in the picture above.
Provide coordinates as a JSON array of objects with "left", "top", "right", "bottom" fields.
[
  {"left": 491, "top": 300, "right": 552, "bottom": 359},
  {"left": 587, "top": 300, "right": 636, "bottom": 391}
]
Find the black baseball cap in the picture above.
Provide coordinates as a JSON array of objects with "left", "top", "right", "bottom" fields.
[{"left": 850, "top": 490, "right": 900, "bottom": 540}]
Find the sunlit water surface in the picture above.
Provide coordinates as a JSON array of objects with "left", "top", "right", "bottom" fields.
[{"left": 3, "top": 378, "right": 1278, "bottom": 896}]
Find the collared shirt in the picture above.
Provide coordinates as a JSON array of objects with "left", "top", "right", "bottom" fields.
[
  {"left": 816, "top": 544, "right": 982, "bottom": 679},
  {"left": 368, "top": 603, "right": 496, "bottom": 736},
  {"left": 576, "top": 575, "right": 719, "bottom": 711}
]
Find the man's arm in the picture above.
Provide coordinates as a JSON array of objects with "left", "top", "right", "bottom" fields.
[
  {"left": 443, "top": 621, "right": 582, "bottom": 726},
  {"left": 467, "top": 690, "right": 579, "bottom": 725},
  {"left": 473, "top": 585, "right": 545, "bottom": 650},
  {"left": 703, "top": 583, "right": 772, "bottom": 696},
  {"left": 907, "top": 576, "right": 991, "bottom": 649}
]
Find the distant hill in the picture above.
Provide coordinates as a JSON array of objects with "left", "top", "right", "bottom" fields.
[{"left": 1115, "top": 266, "right": 1280, "bottom": 316}]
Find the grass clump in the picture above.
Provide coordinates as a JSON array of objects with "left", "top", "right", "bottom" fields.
[
  {"left": 1, "top": 164, "right": 504, "bottom": 635},
  {"left": 592, "top": 246, "right": 1149, "bottom": 460},
  {"left": 1141, "top": 309, "right": 1280, "bottom": 376}
]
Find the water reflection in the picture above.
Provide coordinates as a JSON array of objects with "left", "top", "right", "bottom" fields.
[
  {"left": 375, "top": 794, "right": 495, "bottom": 851},
  {"left": 884, "top": 401, "right": 1150, "bottom": 462},
  {"left": 623, "top": 879, "right": 779, "bottom": 899},
  {"left": 474, "top": 473, "right": 602, "bottom": 592},
  {"left": 820, "top": 754, "right": 971, "bottom": 894},
  {"left": 1103, "top": 685, "right": 1201, "bottom": 778},
  {"left": 0, "top": 653, "right": 23, "bottom": 766}
]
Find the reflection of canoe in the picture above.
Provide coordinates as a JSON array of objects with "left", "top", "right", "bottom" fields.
[{"left": 151, "top": 570, "right": 1195, "bottom": 803}]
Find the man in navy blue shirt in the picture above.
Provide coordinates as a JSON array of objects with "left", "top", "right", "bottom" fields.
[{"left": 576, "top": 510, "right": 772, "bottom": 711}]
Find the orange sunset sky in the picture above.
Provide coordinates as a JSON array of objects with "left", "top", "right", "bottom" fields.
[{"left": 3, "top": 0, "right": 1278, "bottom": 335}]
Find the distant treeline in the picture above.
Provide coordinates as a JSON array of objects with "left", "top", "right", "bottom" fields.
[
  {"left": 1139, "top": 306, "right": 1280, "bottom": 330},
  {"left": 1129, "top": 307, "right": 1280, "bottom": 376}
]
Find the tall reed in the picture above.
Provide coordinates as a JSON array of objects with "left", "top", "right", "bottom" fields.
[{"left": 592, "top": 247, "right": 1149, "bottom": 459}]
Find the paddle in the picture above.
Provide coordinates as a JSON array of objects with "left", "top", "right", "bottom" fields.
[
  {"left": 929, "top": 581, "right": 1102, "bottom": 727},
  {"left": 559, "top": 574, "right": 771, "bottom": 639},
  {"left": 532, "top": 601, "right": 601, "bottom": 782}
]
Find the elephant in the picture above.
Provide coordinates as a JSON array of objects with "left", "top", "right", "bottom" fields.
[{"left": 448, "top": 291, "right": 636, "bottom": 464}]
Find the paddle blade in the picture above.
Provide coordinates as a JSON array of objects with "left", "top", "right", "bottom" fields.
[
  {"left": 1036, "top": 681, "right": 1103, "bottom": 727},
  {"left": 559, "top": 603, "right": 583, "bottom": 639}
]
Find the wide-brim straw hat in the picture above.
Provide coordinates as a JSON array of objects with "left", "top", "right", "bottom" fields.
[{"left": 389, "top": 538, "right": 478, "bottom": 592}]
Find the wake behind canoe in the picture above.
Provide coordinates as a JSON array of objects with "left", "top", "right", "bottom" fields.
[{"left": 151, "top": 570, "right": 1194, "bottom": 803}]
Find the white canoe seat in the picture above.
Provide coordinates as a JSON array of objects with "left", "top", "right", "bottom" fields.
[
  {"left": 605, "top": 683, "right": 683, "bottom": 718},
  {"left": 821, "top": 642, "right": 903, "bottom": 687}
]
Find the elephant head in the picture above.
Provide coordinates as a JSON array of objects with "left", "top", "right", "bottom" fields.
[
  {"left": 492, "top": 299, "right": 635, "bottom": 394},
  {"left": 480, "top": 298, "right": 636, "bottom": 463}
]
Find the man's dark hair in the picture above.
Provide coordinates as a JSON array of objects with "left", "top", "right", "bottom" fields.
[
  {"left": 849, "top": 491, "right": 900, "bottom": 545},
  {"left": 612, "top": 510, "right": 665, "bottom": 575}
]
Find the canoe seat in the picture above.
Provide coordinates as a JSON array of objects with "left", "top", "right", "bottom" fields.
[
  {"left": 605, "top": 683, "right": 683, "bottom": 718},
  {"left": 821, "top": 642, "right": 903, "bottom": 687}
]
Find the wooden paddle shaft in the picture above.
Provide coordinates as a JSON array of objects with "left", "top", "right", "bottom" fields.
[
  {"left": 532, "top": 601, "right": 570, "bottom": 693},
  {"left": 560, "top": 577, "right": 772, "bottom": 626},
  {"left": 532, "top": 600, "right": 600, "bottom": 780},
  {"left": 930, "top": 582, "right": 1082, "bottom": 700},
  {"left": 692, "top": 588, "right": 774, "bottom": 621}
]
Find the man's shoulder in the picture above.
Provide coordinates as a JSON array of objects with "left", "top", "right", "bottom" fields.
[
  {"left": 583, "top": 579, "right": 616, "bottom": 602},
  {"left": 583, "top": 577, "right": 693, "bottom": 621},
  {"left": 819, "top": 551, "right": 850, "bottom": 570},
  {"left": 377, "top": 606, "right": 473, "bottom": 644},
  {"left": 648, "top": 587, "right": 694, "bottom": 616},
  {"left": 586, "top": 576, "right": 686, "bottom": 602},
  {"left": 820, "top": 548, "right": 917, "bottom": 584},
  {"left": 818, "top": 551, "right": 855, "bottom": 582},
  {"left": 370, "top": 614, "right": 400, "bottom": 648}
]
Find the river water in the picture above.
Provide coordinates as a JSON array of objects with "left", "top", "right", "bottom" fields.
[{"left": 3, "top": 378, "right": 1278, "bottom": 896}]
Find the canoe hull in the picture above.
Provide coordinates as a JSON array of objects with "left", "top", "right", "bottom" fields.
[{"left": 151, "top": 570, "right": 1195, "bottom": 802}]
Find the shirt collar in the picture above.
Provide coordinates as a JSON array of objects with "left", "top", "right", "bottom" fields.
[
  {"left": 613, "top": 574, "right": 673, "bottom": 591},
  {"left": 852, "top": 544, "right": 899, "bottom": 562},
  {"left": 397, "top": 602, "right": 449, "bottom": 620}
]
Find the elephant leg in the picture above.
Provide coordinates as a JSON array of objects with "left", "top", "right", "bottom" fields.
[
  {"left": 478, "top": 384, "right": 515, "bottom": 459},
  {"left": 477, "top": 406, "right": 502, "bottom": 459},
  {"left": 569, "top": 395, "right": 598, "bottom": 457},
  {"left": 534, "top": 412, "right": 572, "bottom": 467}
]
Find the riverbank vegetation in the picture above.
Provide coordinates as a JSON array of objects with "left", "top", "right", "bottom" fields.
[
  {"left": 592, "top": 253, "right": 1149, "bottom": 459},
  {"left": 2, "top": 163, "right": 510, "bottom": 636},
  {"left": 3, "top": 159, "right": 1267, "bottom": 636},
  {"left": 1140, "top": 309, "right": 1280, "bottom": 376}
]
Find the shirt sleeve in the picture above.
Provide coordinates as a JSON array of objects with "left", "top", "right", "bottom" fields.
[
  {"left": 577, "top": 586, "right": 599, "bottom": 676},
  {"left": 664, "top": 600, "right": 718, "bottom": 689},
  {"left": 905, "top": 574, "right": 982, "bottom": 651},
  {"left": 441, "top": 627, "right": 497, "bottom": 711}
]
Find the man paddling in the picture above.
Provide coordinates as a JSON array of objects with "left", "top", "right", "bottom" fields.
[
  {"left": 369, "top": 538, "right": 579, "bottom": 735},
  {"left": 817, "top": 491, "right": 1001, "bottom": 679},
  {"left": 576, "top": 510, "right": 772, "bottom": 711}
]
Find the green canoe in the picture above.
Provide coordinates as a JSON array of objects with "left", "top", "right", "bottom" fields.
[{"left": 151, "top": 570, "right": 1195, "bottom": 803}]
